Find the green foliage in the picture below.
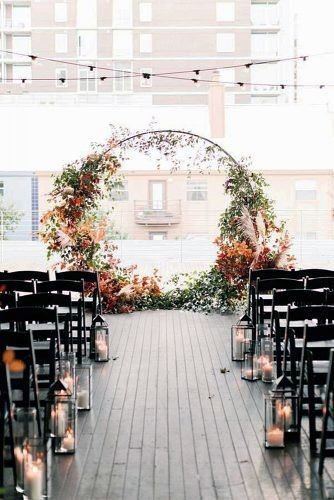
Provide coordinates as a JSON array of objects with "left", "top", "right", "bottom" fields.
[
  {"left": 219, "top": 158, "right": 275, "bottom": 241},
  {"left": 134, "top": 267, "right": 242, "bottom": 314},
  {"left": 0, "top": 201, "right": 23, "bottom": 239}
]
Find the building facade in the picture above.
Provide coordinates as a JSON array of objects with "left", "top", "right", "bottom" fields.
[{"left": 0, "top": 0, "right": 294, "bottom": 105}]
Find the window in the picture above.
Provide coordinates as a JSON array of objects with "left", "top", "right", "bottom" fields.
[
  {"left": 113, "top": 30, "right": 133, "bottom": 58},
  {"left": 251, "top": 63, "right": 278, "bottom": 91},
  {"left": 55, "top": 68, "right": 68, "bottom": 87},
  {"left": 251, "top": 33, "right": 278, "bottom": 58},
  {"left": 77, "top": 0, "right": 97, "bottom": 28},
  {"left": 216, "top": 33, "right": 235, "bottom": 52},
  {"left": 140, "top": 67, "right": 152, "bottom": 87},
  {"left": 113, "top": 0, "right": 132, "bottom": 27},
  {"left": 55, "top": 3, "right": 67, "bottom": 22},
  {"left": 186, "top": 180, "right": 208, "bottom": 201},
  {"left": 0, "top": 181, "right": 4, "bottom": 197},
  {"left": 55, "top": 33, "right": 68, "bottom": 53},
  {"left": 216, "top": 2, "right": 235, "bottom": 22},
  {"left": 149, "top": 232, "right": 167, "bottom": 241},
  {"left": 12, "top": 65, "right": 31, "bottom": 81},
  {"left": 78, "top": 68, "right": 96, "bottom": 92},
  {"left": 78, "top": 30, "right": 97, "bottom": 58},
  {"left": 110, "top": 181, "right": 129, "bottom": 201},
  {"left": 113, "top": 62, "right": 133, "bottom": 92},
  {"left": 140, "top": 33, "right": 152, "bottom": 53},
  {"left": 295, "top": 180, "right": 317, "bottom": 201},
  {"left": 140, "top": 2, "right": 152, "bottom": 22},
  {"left": 12, "top": 36, "right": 31, "bottom": 60},
  {"left": 251, "top": 3, "right": 279, "bottom": 25},
  {"left": 219, "top": 68, "right": 235, "bottom": 86},
  {"left": 12, "top": 6, "right": 31, "bottom": 28}
]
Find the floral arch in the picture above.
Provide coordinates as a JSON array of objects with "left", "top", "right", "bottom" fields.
[{"left": 41, "top": 125, "right": 293, "bottom": 313}]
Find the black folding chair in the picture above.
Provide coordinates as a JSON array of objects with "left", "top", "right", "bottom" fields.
[
  {"left": 18, "top": 293, "right": 73, "bottom": 354},
  {"left": 283, "top": 305, "right": 334, "bottom": 383},
  {"left": 0, "top": 280, "right": 36, "bottom": 295},
  {"left": 270, "top": 289, "right": 326, "bottom": 377},
  {"left": 256, "top": 277, "right": 304, "bottom": 327},
  {"left": 247, "top": 268, "right": 294, "bottom": 317},
  {"left": 306, "top": 277, "right": 334, "bottom": 291},
  {"left": 0, "top": 363, "right": 16, "bottom": 489},
  {"left": 37, "top": 280, "right": 85, "bottom": 361},
  {"left": 0, "top": 307, "right": 60, "bottom": 387},
  {"left": 298, "top": 325, "right": 334, "bottom": 455},
  {"left": 319, "top": 349, "right": 334, "bottom": 474},
  {"left": 0, "top": 270, "right": 50, "bottom": 282},
  {"left": 0, "top": 330, "right": 41, "bottom": 434},
  {"left": 293, "top": 269, "right": 334, "bottom": 279}
]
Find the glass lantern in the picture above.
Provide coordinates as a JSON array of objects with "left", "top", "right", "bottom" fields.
[
  {"left": 241, "top": 341, "right": 259, "bottom": 382},
  {"left": 58, "top": 352, "right": 76, "bottom": 397},
  {"left": 44, "top": 379, "right": 77, "bottom": 455},
  {"left": 264, "top": 393, "right": 285, "bottom": 448},
  {"left": 22, "top": 437, "right": 52, "bottom": 500},
  {"left": 231, "top": 313, "right": 254, "bottom": 362},
  {"left": 257, "top": 337, "right": 276, "bottom": 383},
  {"left": 90, "top": 314, "right": 110, "bottom": 362},
  {"left": 271, "top": 375, "right": 300, "bottom": 440},
  {"left": 76, "top": 361, "right": 93, "bottom": 411},
  {"left": 13, "top": 408, "right": 39, "bottom": 494}
]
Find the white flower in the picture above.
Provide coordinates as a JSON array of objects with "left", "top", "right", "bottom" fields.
[{"left": 63, "top": 186, "right": 74, "bottom": 196}]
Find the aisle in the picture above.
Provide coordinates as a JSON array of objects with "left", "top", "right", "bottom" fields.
[{"left": 51, "top": 311, "right": 334, "bottom": 500}]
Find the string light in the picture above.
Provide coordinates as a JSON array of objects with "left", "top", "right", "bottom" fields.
[{"left": 0, "top": 48, "right": 332, "bottom": 90}]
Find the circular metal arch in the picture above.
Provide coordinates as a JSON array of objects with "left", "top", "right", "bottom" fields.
[{"left": 110, "top": 129, "right": 239, "bottom": 166}]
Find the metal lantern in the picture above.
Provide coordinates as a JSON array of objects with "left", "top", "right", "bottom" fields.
[
  {"left": 90, "top": 314, "right": 110, "bottom": 362},
  {"left": 76, "top": 361, "right": 93, "bottom": 411},
  {"left": 271, "top": 375, "right": 300, "bottom": 440},
  {"left": 22, "top": 437, "right": 52, "bottom": 500},
  {"left": 264, "top": 393, "right": 285, "bottom": 448},
  {"left": 231, "top": 313, "right": 254, "bottom": 362},
  {"left": 241, "top": 340, "right": 259, "bottom": 382},
  {"left": 45, "top": 379, "right": 77, "bottom": 455},
  {"left": 13, "top": 408, "right": 39, "bottom": 494},
  {"left": 58, "top": 351, "right": 76, "bottom": 397}
]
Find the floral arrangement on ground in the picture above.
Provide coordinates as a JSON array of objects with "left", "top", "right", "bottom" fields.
[{"left": 40, "top": 127, "right": 295, "bottom": 314}]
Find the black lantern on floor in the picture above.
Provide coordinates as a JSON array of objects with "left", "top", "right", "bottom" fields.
[
  {"left": 90, "top": 314, "right": 110, "bottom": 362},
  {"left": 22, "top": 437, "right": 52, "bottom": 499},
  {"left": 264, "top": 393, "right": 285, "bottom": 448},
  {"left": 76, "top": 361, "right": 93, "bottom": 411},
  {"left": 241, "top": 340, "right": 259, "bottom": 382},
  {"left": 45, "top": 379, "right": 77, "bottom": 454},
  {"left": 231, "top": 313, "right": 254, "bottom": 362}
]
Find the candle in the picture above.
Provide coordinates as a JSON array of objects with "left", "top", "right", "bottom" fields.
[
  {"left": 77, "top": 389, "right": 89, "bottom": 409},
  {"left": 243, "top": 369, "right": 254, "bottom": 380},
  {"left": 234, "top": 332, "right": 244, "bottom": 359},
  {"left": 262, "top": 363, "right": 273, "bottom": 383},
  {"left": 266, "top": 426, "right": 284, "bottom": 447},
  {"left": 96, "top": 340, "right": 108, "bottom": 360},
  {"left": 24, "top": 463, "right": 43, "bottom": 500},
  {"left": 61, "top": 429, "right": 75, "bottom": 452},
  {"left": 63, "top": 375, "right": 74, "bottom": 394},
  {"left": 280, "top": 403, "right": 293, "bottom": 427},
  {"left": 51, "top": 405, "right": 67, "bottom": 436},
  {"left": 257, "top": 355, "right": 269, "bottom": 376}
]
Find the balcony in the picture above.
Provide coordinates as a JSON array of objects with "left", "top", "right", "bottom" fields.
[
  {"left": 3, "top": 19, "right": 31, "bottom": 31},
  {"left": 134, "top": 200, "right": 181, "bottom": 226}
]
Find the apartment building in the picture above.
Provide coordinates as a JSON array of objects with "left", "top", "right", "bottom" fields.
[{"left": 0, "top": 0, "right": 294, "bottom": 105}]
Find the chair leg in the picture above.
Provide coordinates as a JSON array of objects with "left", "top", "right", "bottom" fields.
[
  {"left": 0, "top": 400, "right": 5, "bottom": 489},
  {"left": 318, "top": 350, "right": 334, "bottom": 474},
  {"left": 306, "top": 355, "right": 317, "bottom": 455}
]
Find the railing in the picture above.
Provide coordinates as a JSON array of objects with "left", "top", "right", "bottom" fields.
[
  {"left": 134, "top": 200, "right": 181, "bottom": 225},
  {"left": 1, "top": 208, "right": 334, "bottom": 275},
  {"left": 4, "top": 19, "right": 31, "bottom": 29}
]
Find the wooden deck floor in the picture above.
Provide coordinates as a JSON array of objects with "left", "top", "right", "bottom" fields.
[{"left": 49, "top": 311, "right": 334, "bottom": 499}]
